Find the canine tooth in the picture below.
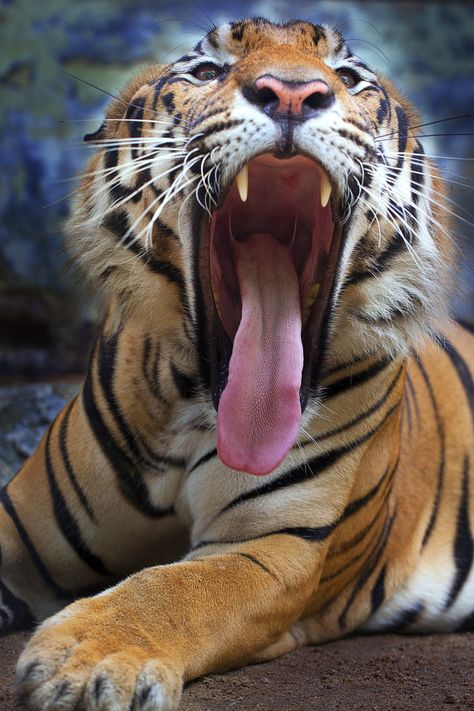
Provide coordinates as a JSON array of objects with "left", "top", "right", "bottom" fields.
[
  {"left": 320, "top": 171, "right": 332, "bottom": 208},
  {"left": 236, "top": 164, "right": 248, "bottom": 202}
]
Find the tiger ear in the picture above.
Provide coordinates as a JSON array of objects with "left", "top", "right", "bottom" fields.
[{"left": 83, "top": 122, "right": 107, "bottom": 143}]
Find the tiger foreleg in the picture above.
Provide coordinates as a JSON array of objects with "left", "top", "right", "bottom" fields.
[
  {"left": 15, "top": 535, "right": 320, "bottom": 710},
  {"left": 0, "top": 394, "right": 185, "bottom": 636}
]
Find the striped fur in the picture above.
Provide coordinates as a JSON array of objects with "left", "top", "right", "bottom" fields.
[{"left": 1, "top": 18, "right": 472, "bottom": 711}]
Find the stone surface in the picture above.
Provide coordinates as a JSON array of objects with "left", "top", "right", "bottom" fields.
[{"left": 0, "top": 382, "right": 79, "bottom": 486}]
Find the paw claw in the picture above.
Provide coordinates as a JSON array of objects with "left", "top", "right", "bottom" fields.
[{"left": 15, "top": 612, "right": 183, "bottom": 710}]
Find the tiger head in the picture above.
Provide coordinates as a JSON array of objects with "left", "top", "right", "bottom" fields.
[{"left": 69, "top": 18, "right": 453, "bottom": 475}]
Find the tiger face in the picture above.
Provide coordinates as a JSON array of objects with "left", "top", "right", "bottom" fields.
[{"left": 70, "top": 18, "right": 452, "bottom": 476}]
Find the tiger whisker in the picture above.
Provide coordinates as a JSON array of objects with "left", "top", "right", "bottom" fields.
[
  {"left": 361, "top": 162, "right": 470, "bottom": 238},
  {"left": 382, "top": 151, "right": 474, "bottom": 162},
  {"left": 61, "top": 117, "right": 194, "bottom": 126},
  {"left": 102, "top": 146, "right": 201, "bottom": 221},
  {"left": 144, "top": 155, "right": 204, "bottom": 248},
  {"left": 357, "top": 183, "right": 425, "bottom": 270},
  {"left": 383, "top": 157, "right": 474, "bottom": 191},
  {"left": 376, "top": 112, "right": 474, "bottom": 142},
  {"left": 368, "top": 164, "right": 474, "bottom": 233},
  {"left": 56, "top": 150, "right": 186, "bottom": 183},
  {"left": 104, "top": 157, "right": 194, "bottom": 219}
]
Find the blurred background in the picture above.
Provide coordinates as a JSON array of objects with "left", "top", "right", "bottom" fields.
[{"left": 0, "top": 0, "right": 473, "bottom": 384}]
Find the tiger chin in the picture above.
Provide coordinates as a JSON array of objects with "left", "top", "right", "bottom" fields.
[{"left": 1, "top": 16, "right": 473, "bottom": 711}]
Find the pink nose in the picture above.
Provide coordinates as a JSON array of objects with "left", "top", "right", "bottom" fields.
[{"left": 254, "top": 75, "right": 332, "bottom": 117}]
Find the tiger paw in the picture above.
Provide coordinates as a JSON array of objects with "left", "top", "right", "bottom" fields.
[{"left": 15, "top": 599, "right": 184, "bottom": 711}]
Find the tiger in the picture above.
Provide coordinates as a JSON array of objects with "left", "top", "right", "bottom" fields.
[{"left": 0, "top": 15, "right": 473, "bottom": 711}]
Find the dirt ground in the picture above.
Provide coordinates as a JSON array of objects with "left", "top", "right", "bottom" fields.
[{"left": 1, "top": 631, "right": 473, "bottom": 710}]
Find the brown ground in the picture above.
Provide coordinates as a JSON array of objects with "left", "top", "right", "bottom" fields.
[{"left": 1, "top": 631, "right": 473, "bottom": 710}]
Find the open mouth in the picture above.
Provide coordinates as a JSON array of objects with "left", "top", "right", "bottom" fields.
[{"left": 196, "top": 153, "right": 343, "bottom": 475}]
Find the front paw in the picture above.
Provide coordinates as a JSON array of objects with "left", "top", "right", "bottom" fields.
[{"left": 15, "top": 599, "right": 183, "bottom": 711}]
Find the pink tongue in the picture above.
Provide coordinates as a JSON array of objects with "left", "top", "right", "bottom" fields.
[{"left": 217, "top": 233, "right": 303, "bottom": 475}]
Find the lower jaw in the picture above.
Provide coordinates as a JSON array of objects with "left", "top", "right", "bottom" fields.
[{"left": 194, "top": 203, "right": 344, "bottom": 476}]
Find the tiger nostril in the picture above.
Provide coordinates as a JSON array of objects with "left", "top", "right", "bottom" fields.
[
  {"left": 254, "top": 86, "right": 280, "bottom": 114},
  {"left": 302, "top": 90, "right": 334, "bottom": 112},
  {"left": 244, "top": 75, "right": 334, "bottom": 121}
]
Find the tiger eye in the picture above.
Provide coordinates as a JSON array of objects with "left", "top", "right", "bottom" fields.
[
  {"left": 193, "top": 64, "right": 222, "bottom": 82},
  {"left": 337, "top": 70, "right": 357, "bottom": 89}
]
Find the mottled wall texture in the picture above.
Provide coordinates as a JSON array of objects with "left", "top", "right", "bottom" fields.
[{"left": 1, "top": 0, "right": 473, "bottom": 379}]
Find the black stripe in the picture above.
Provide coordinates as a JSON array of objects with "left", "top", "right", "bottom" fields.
[
  {"left": 232, "top": 552, "right": 278, "bottom": 580},
  {"left": 416, "top": 358, "right": 446, "bottom": 546},
  {"left": 193, "top": 524, "right": 336, "bottom": 551},
  {"left": 0, "top": 579, "right": 35, "bottom": 634},
  {"left": 145, "top": 256, "right": 186, "bottom": 288},
  {"left": 395, "top": 106, "right": 409, "bottom": 166},
  {"left": 104, "top": 147, "right": 118, "bottom": 172},
  {"left": 82, "top": 345, "right": 172, "bottom": 518},
  {"left": 326, "top": 504, "right": 386, "bottom": 563},
  {"left": 322, "top": 353, "right": 374, "bottom": 379},
  {"left": 321, "top": 520, "right": 382, "bottom": 584},
  {"left": 151, "top": 75, "right": 171, "bottom": 112},
  {"left": 343, "top": 454, "right": 399, "bottom": 522},
  {"left": 199, "top": 118, "right": 245, "bottom": 139},
  {"left": 323, "top": 357, "right": 392, "bottom": 400},
  {"left": 102, "top": 211, "right": 188, "bottom": 309},
  {"left": 339, "top": 507, "right": 396, "bottom": 629},
  {"left": 142, "top": 338, "right": 167, "bottom": 404},
  {"left": 456, "top": 609, "right": 474, "bottom": 632},
  {"left": 142, "top": 334, "right": 154, "bottom": 389},
  {"left": 385, "top": 602, "right": 424, "bottom": 631},
  {"left": 0, "top": 488, "right": 72, "bottom": 600},
  {"left": 219, "top": 404, "right": 398, "bottom": 516},
  {"left": 406, "top": 372, "right": 420, "bottom": 427},
  {"left": 171, "top": 363, "right": 195, "bottom": 399},
  {"left": 191, "top": 106, "right": 226, "bottom": 129},
  {"left": 124, "top": 95, "right": 145, "bottom": 159},
  {"left": 44, "top": 422, "right": 109, "bottom": 576},
  {"left": 376, "top": 98, "right": 389, "bottom": 124},
  {"left": 305, "top": 366, "right": 403, "bottom": 446},
  {"left": 446, "top": 456, "right": 473, "bottom": 608},
  {"left": 103, "top": 210, "right": 130, "bottom": 240},
  {"left": 321, "top": 456, "right": 399, "bottom": 587},
  {"left": 98, "top": 334, "right": 149, "bottom": 463},
  {"left": 442, "top": 337, "right": 474, "bottom": 419},
  {"left": 457, "top": 320, "right": 474, "bottom": 336},
  {"left": 59, "top": 400, "right": 96, "bottom": 522},
  {"left": 347, "top": 225, "right": 411, "bottom": 286},
  {"left": 370, "top": 564, "right": 386, "bottom": 615},
  {"left": 189, "top": 448, "right": 217, "bottom": 474},
  {"left": 98, "top": 334, "right": 183, "bottom": 469},
  {"left": 410, "top": 142, "right": 425, "bottom": 205},
  {"left": 337, "top": 128, "right": 373, "bottom": 152},
  {"left": 403, "top": 382, "right": 412, "bottom": 436},
  {"left": 272, "top": 523, "right": 337, "bottom": 541}
]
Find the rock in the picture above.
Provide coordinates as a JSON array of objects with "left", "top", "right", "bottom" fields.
[{"left": 0, "top": 383, "right": 80, "bottom": 487}]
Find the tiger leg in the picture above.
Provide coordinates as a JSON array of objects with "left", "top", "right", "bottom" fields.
[
  {"left": 15, "top": 535, "right": 320, "bottom": 711},
  {"left": 0, "top": 388, "right": 187, "bottom": 636}
]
